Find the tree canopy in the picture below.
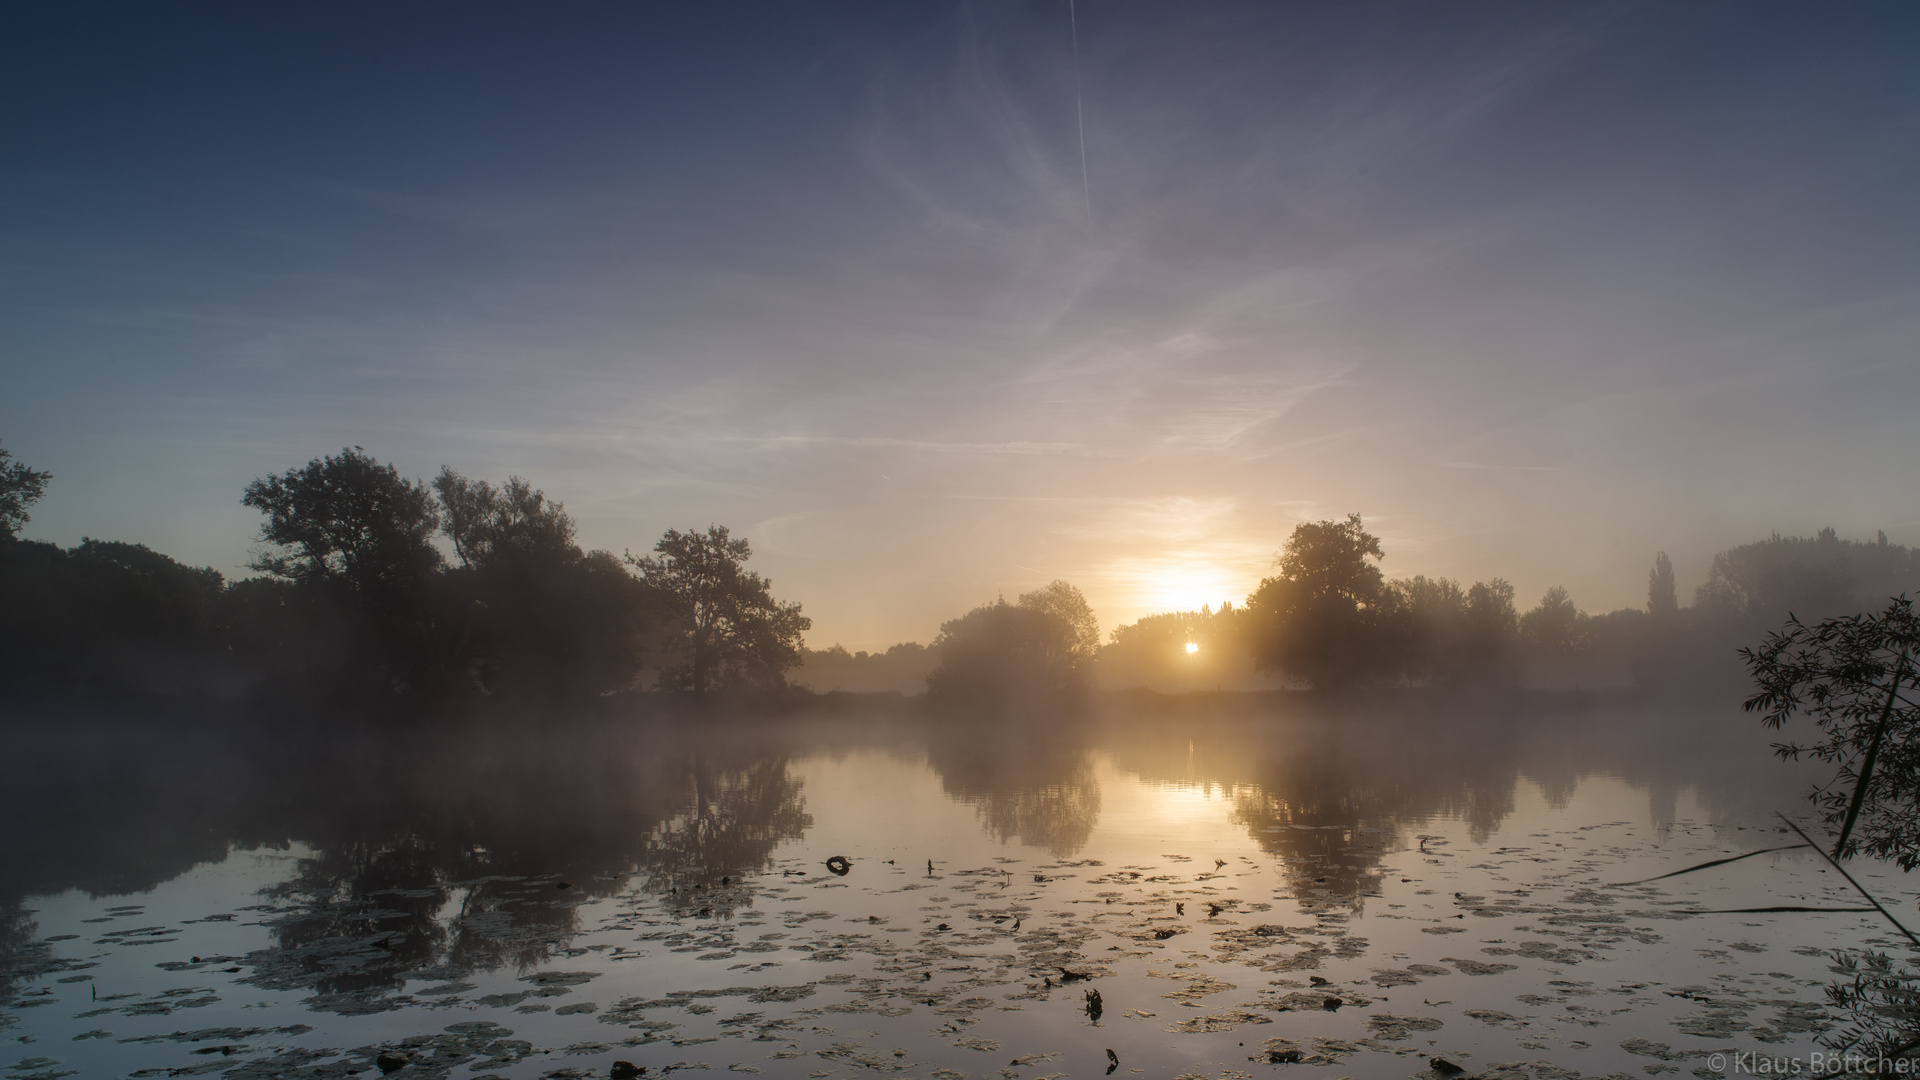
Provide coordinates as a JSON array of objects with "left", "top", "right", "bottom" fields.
[
  {"left": 1648, "top": 551, "right": 1678, "bottom": 618},
  {"left": 0, "top": 440, "right": 51, "bottom": 541},
  {"left": 428, "top": 469, "right": 648, "bottom": 698},
  {"left": 242, "top": 447, "right": 442, "bottom": 600},
  {"left": 1697, "top": 528, "right": 1920, "bottom": 624},
  {"left": 1016, "top": 580, "right": 1100, "bottom": 665},
  {"left": 1245, "top": 514, "right": 1392, "bottom": 688},
  {"left": 433, "top": 468, "right": 578, "bottom": 571},
  {"left": 926, "top": 581, "right": 1099, "bottom": 704},
  {"left": 629, "top": 526, "right": 810, "bottom": 693},
  {"left": 1519, "top": 585, "right": 1585, "bottom": 659}
]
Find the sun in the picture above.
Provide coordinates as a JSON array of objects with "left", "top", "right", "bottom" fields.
[{"left": 1185, "top": 641, "right": 1199, "bottom": 655}]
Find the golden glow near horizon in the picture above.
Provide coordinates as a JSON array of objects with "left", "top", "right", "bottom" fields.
[
  {"left": 1112, "top": 556, "right": 1248, "bottom": 622},
  {"left": 1185, "top": 641, "right": 1199, "bottom": 654}
]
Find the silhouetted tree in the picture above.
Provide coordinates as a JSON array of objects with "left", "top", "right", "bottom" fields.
[
  {"left": 426, "top": 470, "right": 652, "bottom": 697},
  {"left": 242, "top": 447, "right": 442, "bottom": 601},
  {"left": 1648, "top": 552, "right": 1678, "bottom": 619},
  {"left": 1694, "top": 527, "right": 1920, "bottom": 624},
  {"left": 1462, "top": 578, "right": 1518, "bottom": 675},
  {"left": 793, "top": 641, "right": 933, "bottom": 694},
  {"left": 925, "top": 582, "right": 1099, "bottom": 703},
  {"left": 1245, "top": 514, "right": 1392, "bottom": 688},
  {"left": 0, "top": 537, "right": 231, "bottom": 696},
  {"left": 240, "top": 448, "right": 445, "bottom": 691},
  {"left": 629, "top": 526, "right": 809, "bottom": 693},
  {"left": 1387, "top": 575, "right": 1466, "bottom": 684},
  {"left": 1520, "top": 585, "right": 1586, "bottom": 659},
  {"left": 1096, "top": 602, "right": 1253, "bottom": 690},
  {"left": 432, "top": 468, "right": 577, "bottom": 570},
  {"left": 1018, "top": 580, "right": 1101, "bottom": 664},
  {"left": 0, "top": 440, "right": 51, "bottom": 541},
  {"left": 1376, "top": 575, "right": 1519, "bottom": 686}
]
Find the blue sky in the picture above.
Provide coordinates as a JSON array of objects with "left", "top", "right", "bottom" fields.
[{"left": 4, "top": 2, "right": 1918, "bottom": 649}]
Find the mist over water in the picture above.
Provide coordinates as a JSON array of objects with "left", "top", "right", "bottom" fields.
[{"left": 1, "top": 698, "right": 1888, "bottom": 1079}]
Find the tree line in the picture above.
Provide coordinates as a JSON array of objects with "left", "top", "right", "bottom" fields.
[
  {"left": 800, "top": 515, "right": 1920, "bottom": 698},
  {"left": 5, "top": 437, "right": 1915, "bottom": 705},
  {"left": 0, "top": 444, "right": 809, "bottom": 702}
]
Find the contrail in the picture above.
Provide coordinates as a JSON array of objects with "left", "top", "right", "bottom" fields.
[{"left": 1068, "top": 0, "right": 1092, "bottom": 228}]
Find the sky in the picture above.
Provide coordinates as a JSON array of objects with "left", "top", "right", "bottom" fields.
[{"left": 4, "top": 2, "right": 1919, "bottom": 651}]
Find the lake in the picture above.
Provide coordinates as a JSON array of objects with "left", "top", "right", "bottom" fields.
[{"left": 1, "top": 694, "right": 1908, "bottom": 1080}]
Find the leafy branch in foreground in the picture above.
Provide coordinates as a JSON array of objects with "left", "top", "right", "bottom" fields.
[
  {"left": 1822, "top": 950, "right": 1920, "bottom": 1070},
  {"left": 1743, "top": 595, "right": 1920, "bottom": 866}
]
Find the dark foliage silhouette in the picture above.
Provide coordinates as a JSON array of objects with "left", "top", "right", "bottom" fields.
[
  {"left": 1648, "top": 551, "right": 1678, "bottom": 619},
  {"left": 1744, "top": 594, "right": 1920, "bottom": 866},
  {"left": 0, "top": 537, "right": 234, "bottom": 696},
  {"left": 925, "top": 580, "right": 1098, "bottom": 704},
  {"left": 1519, "top": 585, "right": 1584, "bottom": 660},
  {"left": 432, "top": 468, "right": 578, "bottom": 571},
  {"left": 243, "top": 447, "right": 443, "bottom": 599},
  {"left": 240, "top": 448, "right": 446, "bottom": 690},
  {"left": 0, "top": 440, "right": 51, "bottom": 541},
  {"left": 1245, "top": 515, "right": 1394, "bottom": 689},
  {"left": 430, "top": 469, "right": 649, "bottom": 697},
  {"left": 629, "top": 526, "right": 810, "bottom": 693},
  {"left": 1098, "top": 603, "right": 1250, "bottom": 690},
  {"left": 1699, "top": 529, "right": 1920, "bottom": 626},
  {"left": 6, "top": 429, "right": 1918, "bottom": 710},
  {"left": 794, "top": 642, "right": 934, "bottom": 694}
]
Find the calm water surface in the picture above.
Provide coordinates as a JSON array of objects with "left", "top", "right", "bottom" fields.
[{"left": 1, "top": 698, "right": 1908, "bottom": 1080}]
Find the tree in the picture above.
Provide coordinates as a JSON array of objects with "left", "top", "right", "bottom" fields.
[
  {"left": 925, "top": 591, "right": 1094, "bottom": 704},
  {"left": 431, "top": 468, "right": 647, "bottom": 696},
  {"left": 1015, "top": 580, "right": 1100, "bottom": 665},
  {"left": 1388, "top": 575, "right": 1467, "bottom": 684},
  {"left": 1694, "top": 528, "right": 1920, "bottom": 624},
  {"left": 0, "top": 536, "right": 230, "bottom": 696},
  {"left": 242, "top": 447, "right": 443, "bottom": 600},
  {"left": 1099, "top": 602, "right": 1249, "bottom": 690},
  {"left": 432, "top": 468, "right": 578, "bottom": 571},
  {"left": 1648, "top": 552, "right": 1678, "bottom": 619},
  {"left": 628, "top": 526, "right": 810, "bottom": 693},
  {"left": 1245, "top": 514, "right": 1392, "bottom": 688},
  {"left": 1520, "top": 586, "right": 1586, "bottom": 659},
  {"left": 1462, "top": 578, "right": 1518, "bottom": 674},
  {"left": 1379, "top": 575, "right": 1518, "bottom": 686},
  {"left": 0, "top": 440, "right": 51, "bottom": 541},
  {"left": 1744, "top": 595, "right": 1920, "bottom": 867}
]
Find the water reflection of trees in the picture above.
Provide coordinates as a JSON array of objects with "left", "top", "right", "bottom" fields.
[
  {"left": 1091, "top": 703, "right": 1518, "bottom": 906},
  {"left": 0, "top": 696, "right": 1824, "bottom": 1010},
  {"left": 1094, "top": 694, "right": 1809, "bottom": 911},
  {"left": 906, "top": 695, "right": 1802, "bottom": 896},
  {"left": 253, "top": 733, "right": 813, "bottom": 1002},
  {"left": 924, "top": 731, "right": 1101, "bottom": 857},
  {"left": 635, "top": 755, "right": 813, "bottom": 897},
  {"left": 0, "top": 904, "right": 44, "bottom": 1010},
  {"left": 0, "top": 714, "right": 814, "bottom": 1009}
]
